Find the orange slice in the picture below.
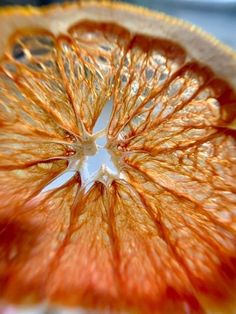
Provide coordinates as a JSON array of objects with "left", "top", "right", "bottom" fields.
[{"left": 0, "top": 2, "right": 236, "bottom": 314}]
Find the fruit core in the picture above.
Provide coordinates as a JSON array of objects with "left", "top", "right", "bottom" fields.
[{"left": 45, "top": 99, "right": 121, "bottom": 192}]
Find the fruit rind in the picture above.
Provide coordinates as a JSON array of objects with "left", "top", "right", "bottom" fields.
[{"left": 0, "top": 1, "right": 235, "bottom": 89}]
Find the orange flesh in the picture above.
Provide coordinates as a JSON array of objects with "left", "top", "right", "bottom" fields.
[{"left": 0, "top": 20, "right": 236, "bottom": 314}]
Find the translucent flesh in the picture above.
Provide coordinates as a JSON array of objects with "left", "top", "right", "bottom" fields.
[{"left": 0, "top": 21, "right": 236, "bottom": 314}]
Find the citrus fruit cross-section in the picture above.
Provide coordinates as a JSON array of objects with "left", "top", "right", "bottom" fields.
[{"left": 0, "top": 2, "right": 236, "bottom": 314}]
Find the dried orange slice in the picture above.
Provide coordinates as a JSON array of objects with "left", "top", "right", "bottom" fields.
[{"left": 0, "top": 2, "right": 236, "bottom": 314}]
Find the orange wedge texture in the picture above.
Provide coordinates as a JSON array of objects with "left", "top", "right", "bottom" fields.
[{"left": 0, "top": 1, "right": 236, "bottom": 314}]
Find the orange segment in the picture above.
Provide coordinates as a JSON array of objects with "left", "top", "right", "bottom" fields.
[
  {"left": 62, "top": 22, "right": 131, "bottom": 133},
  {"left": 124, "top": 166, "right": 236, "bottom": 310},
  {"left": 0, "top": 2, "right": 236, "bottom": 314},
  {"left": 0, "top": 175, "right": 80, "bottom": 303},
  {"left": 109, "top": 35, "right": 186, "bottom": 138},
  {"left": 0, "top": 46, "right": 79, "bottom": 167},
  {"left": 4, "top": 30, "right": 80, "bottom": 136},
  {"left": 110, "top": 63, "right": 218, "bottom": 152},
  {"left": 47, "top": 182, "right": 118, "bottom": 308},
  {"left": 108, "top": 180, "right": 200, "bottom": 313},
  {"left": 0, "top": 160, "right": 67, "bottom": 213}
]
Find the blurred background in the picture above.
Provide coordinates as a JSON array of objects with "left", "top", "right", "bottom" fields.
[{"left": 0, "top": 0, "right": 235, "bottom": 49}]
